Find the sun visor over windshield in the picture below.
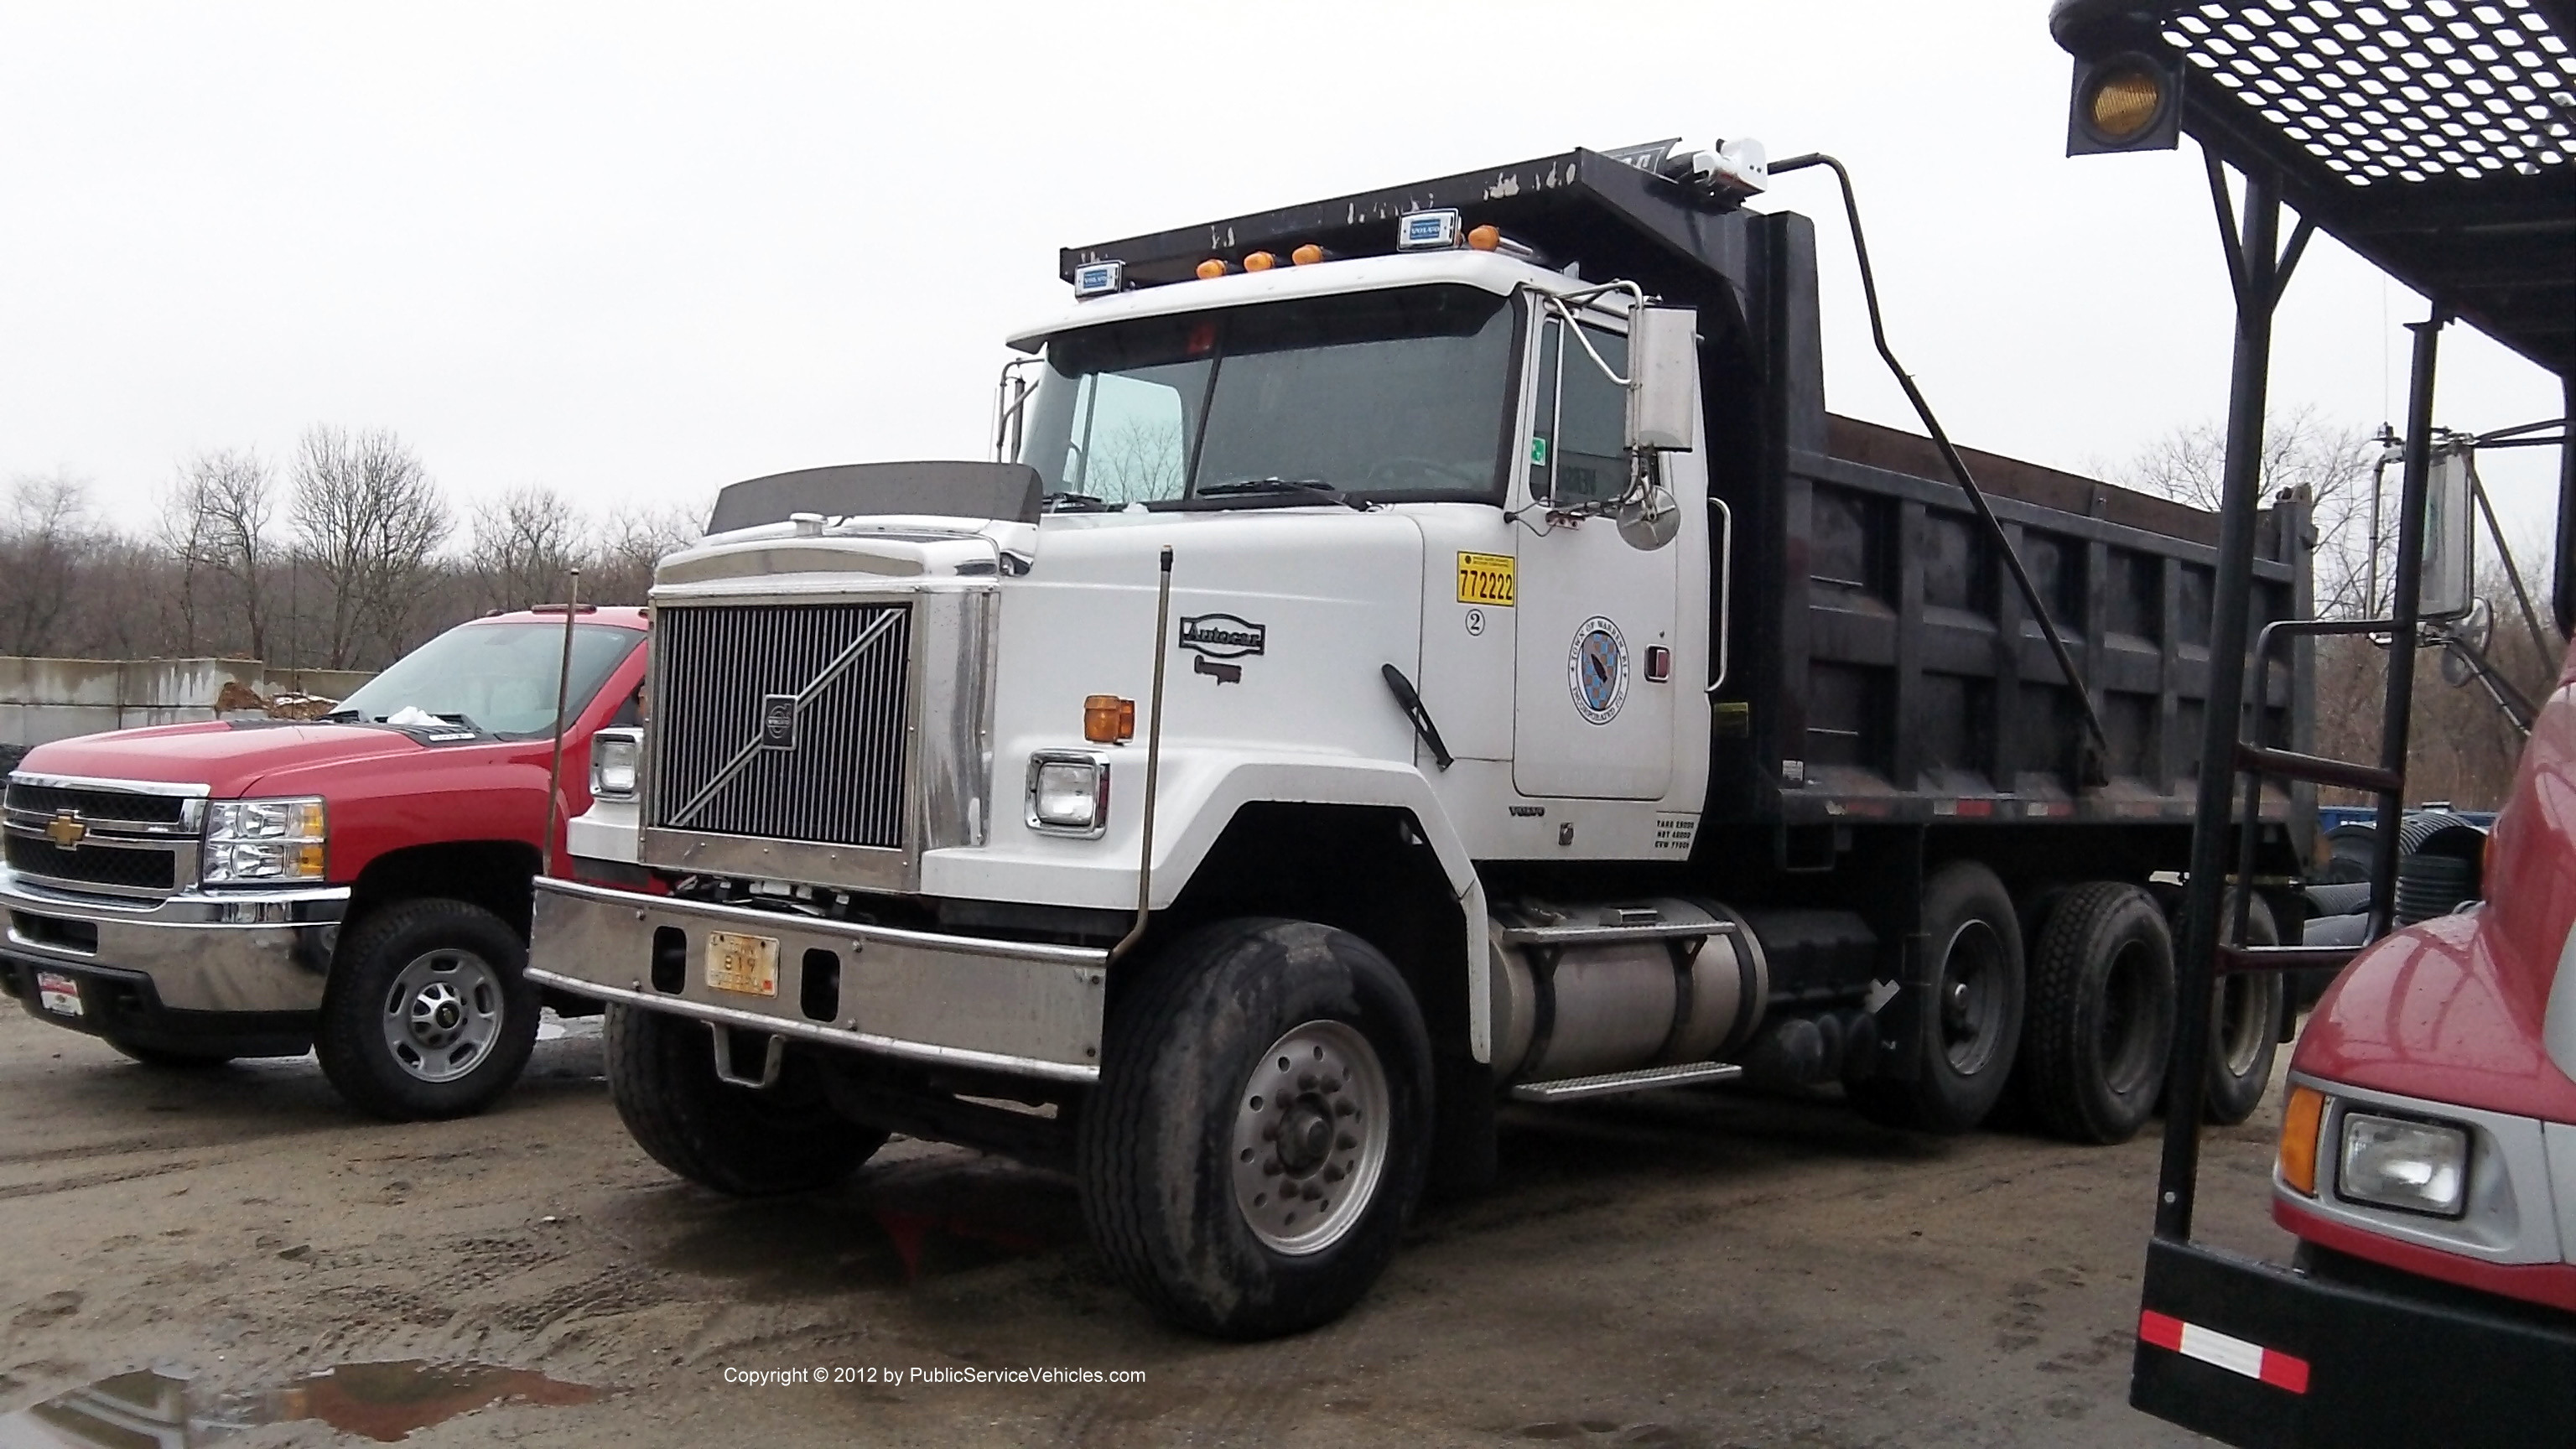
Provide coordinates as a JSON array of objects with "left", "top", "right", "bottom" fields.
[{"left": 705, "top": 462, "right": 1044, "bottom": 533}]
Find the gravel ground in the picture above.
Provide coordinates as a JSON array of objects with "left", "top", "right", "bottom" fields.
[{"left": 0, "top": 1005, "right": 2290, "bottom": 1446}]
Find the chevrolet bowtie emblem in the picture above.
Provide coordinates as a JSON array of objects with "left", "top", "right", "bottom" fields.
[{"left": 44, "top": 811, "right": 86, "bottom": 849}]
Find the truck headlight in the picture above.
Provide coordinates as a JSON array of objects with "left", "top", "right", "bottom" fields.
[
  {"left": 2338, "top": 1112, "right": 2470, "bottom": 1218},
  {"left": 1026, "top": 751, "right": 1109, "bottom": 838},
  {"left": 590, "top": 729, "right": 642, "bottom": 800},
  {"left": 202, "top": 797, "right": 328, "bottom": 885}
]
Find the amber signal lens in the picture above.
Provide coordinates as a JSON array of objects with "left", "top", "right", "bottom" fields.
[
  {"left": 1083, "top": 694, "right": 1136, "bottom": 744},
  {"left": 1467, "top": 224, "right": 1502, "bottom": 252},
  {"left": 1196, "top": 258, "right": 1228, "bottom": 280},
  {"left": 1244, "top": 251, "right": 1276, "bottom": 273},
  {"left": 1291, "top": 243, "right": 1325, "bottom": 265},
  {"left": 2278, "top": 1084, "right": 2325, "bottom": 1196},
  {"left": 2087, "top": 66, "right": 2165, "bottom": 141}
]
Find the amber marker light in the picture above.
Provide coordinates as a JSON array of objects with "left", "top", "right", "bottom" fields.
[
  {"left": 2278, "top": 1084, "right": 2325, "bottom": 1195},
  {"left": 1243, "top": 251, "right": 1276, "bottom": 273},
  {"left": 1084, "top": 694, "right": 1136, "bottom": 745},
  {"left": 1196, "top": 258, "right": 1229, "bottom": 279},
  {"left": 1291, "top": 243, "right": 1325, "bottom": 265},
  {"left": 1467, "top": 224, "right": 1502, "bottom": 252}
]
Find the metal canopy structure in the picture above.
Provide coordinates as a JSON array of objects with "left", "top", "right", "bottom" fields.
[
  {"left": 2053, "top": 4, "right": 2576, "bottom": 1446},
  {"left": 2054, "top": 0, "right": 2576, "bottom": 376}
]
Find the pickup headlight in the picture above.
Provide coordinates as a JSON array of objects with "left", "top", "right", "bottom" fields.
[
  {"left": 1026, "top": 751, "right": 1109, "bottom": 837},
  {"left": 590, "top": 728, "right": 641, "bottom": 800},
  {"left": 2338, "top": 1111, "right": 2470, "bottom": 1218},
  {"left": 203, "top": 797, "right": 328, "bottom": 885}
]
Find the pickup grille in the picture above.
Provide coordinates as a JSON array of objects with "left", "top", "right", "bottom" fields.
[
  {"left": 3, "top": 835, "right": 178, "bottom": 891},
  {"left": 3, "top": 778, "right": 199, "bottom": 896},
  {"left": 649, "top": 602, "right": 912, "bottom": 849}
]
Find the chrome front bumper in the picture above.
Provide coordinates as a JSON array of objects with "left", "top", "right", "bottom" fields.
[
  {"left": 0, "top": 869, "right": 346, "bottom": 1014},
  {"left": 527, "top": 877, "right": 1109, "bottom": 1083}
]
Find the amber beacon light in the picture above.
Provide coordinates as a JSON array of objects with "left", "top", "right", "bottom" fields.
[{"left": 1085, "top": 694, "right": 1137, "bottom": 745}]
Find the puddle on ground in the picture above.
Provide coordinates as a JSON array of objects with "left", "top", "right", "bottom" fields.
[
  {"left": 0, "top": 1359, "right": 599, "bottom": 1445},
  {"left": 656, "top": 1170, "right": 1081, "bottom": 1298}
]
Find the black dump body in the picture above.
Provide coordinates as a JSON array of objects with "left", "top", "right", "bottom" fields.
[{"left": 1070, "top": 147, "right": 2311, "bottom": 847}]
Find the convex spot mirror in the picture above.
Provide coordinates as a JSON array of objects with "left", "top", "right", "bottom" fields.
[
  {"left": 2420, "top": 444, "right": 2475, "bottom": 623},
  {"left": 1626, "top": 306, "right": 1698, "bottom": 454}
]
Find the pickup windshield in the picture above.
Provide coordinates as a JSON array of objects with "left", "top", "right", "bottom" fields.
[
  {"left": 332, "top": 621, "right": 641, "bottom": 739},
  {"left": 1020, "top": 284, "right": 1515, "bottom": 508}
]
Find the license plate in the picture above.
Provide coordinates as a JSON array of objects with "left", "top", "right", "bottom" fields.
[
  {"left": 34, "top": 970, "right": 82, "bottom": 1017},
  {"left": 704, "top": 932, "right": 779, "bottom": 997}
]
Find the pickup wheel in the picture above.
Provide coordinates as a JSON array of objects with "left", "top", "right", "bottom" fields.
[
  {"left": 2020, "top": 881, "right": 2175, "bottom": 1144},
  {"left": 316, "top": 898, "right": 538, "bottom": 1121},
  {"left": 602, "top": 1005, "right": 887, "bottom": 1196},
  {"left": 2203, "top": 892, "right": 2283, "bottom": 1126},
  {"left": 1851, "top": 862, "right": 2026, "bottom": 1134},
  {"left": 1078, "top": 918, "right": 1433, "bottom": 1339}
]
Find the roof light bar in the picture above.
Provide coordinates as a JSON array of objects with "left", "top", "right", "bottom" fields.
[{"left": 1071, "top": 260, "right": 1126, "bottom": 298}]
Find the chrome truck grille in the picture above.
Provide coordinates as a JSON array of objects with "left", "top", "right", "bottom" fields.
[
  {"left": 648, "top": 602, "right": 913, "bottom": 849},
  {"left": 2, "top": 777, "right": 204, "bottom": 897}
]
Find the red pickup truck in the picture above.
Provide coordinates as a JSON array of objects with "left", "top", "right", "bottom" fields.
[{"left": 0, "top": 607, "right": 650, "bottom": 1119}]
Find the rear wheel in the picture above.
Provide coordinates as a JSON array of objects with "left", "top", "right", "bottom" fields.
[
  {"left": 1851, "top": 862, "right": 2026, "bottom": 1133},
  {"left": 1078, "top": 918, "right": 1432, "bottom": 1339},
  {"left": 604, "top": 1005, "right": 887, "bottom": 1196},
  {"left": 2203, "top": 893, "right": 2283, "bottom": 1126},
  {"left": 2021, "top": 882, "right": 2175, "bottom": 1144}
]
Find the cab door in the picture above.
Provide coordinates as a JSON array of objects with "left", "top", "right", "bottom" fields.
[{"left": 1512, "top": 310, "right": 1682, "bottom": 800}]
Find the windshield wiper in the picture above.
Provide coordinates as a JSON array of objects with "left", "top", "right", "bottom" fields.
[
  {"left": 320, "top": 709, "right": 361, "bottom": 723},
  {"left": 1194, "top": 477, "right": 1374, "bottom": 511},
  {"left": 1040, "top": 491, "right": 1113, "bottom": 514}
]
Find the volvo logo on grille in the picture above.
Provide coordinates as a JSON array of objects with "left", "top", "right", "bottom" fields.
[
  {"left": 758, "top": 693, "right": 797, "bottom": 750},
  {"left": 44, "top": 811, "right": 86, "bottom": 849}
]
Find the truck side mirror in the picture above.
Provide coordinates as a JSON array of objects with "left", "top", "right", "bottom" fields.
[
  {"left": 2420, "top": 444, "right": 2475, "bottom": 622},
  {"left": 1626, "top": 306, "right": 1698, "bottom": 454}
]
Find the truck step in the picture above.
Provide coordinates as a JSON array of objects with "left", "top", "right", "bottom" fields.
[{"left": 1508, "top": 1061, "right": 1744, "bottom": 1104}]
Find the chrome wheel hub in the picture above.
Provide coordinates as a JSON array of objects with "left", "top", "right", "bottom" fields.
[
  {"left": 1229, "top": 1020, "right": 1390, "bottom": 1256},
  {"left": 382, "top": 949, "right": 505, "bottom": 1083}
]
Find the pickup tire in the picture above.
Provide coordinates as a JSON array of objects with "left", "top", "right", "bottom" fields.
[
  {"left": 316, "top": 898, "right": 538, "bottom": 1121},
  {"left": 1078, "top": 918, "right": 1433, "bottom": 1339},
  {"left": 2021, "top": 881, "right": 2175, "bottom": 1145},
  {"left": 603, "top": 1005, "right": 887, "bottom": 1196},
  {"left": 1851, "top": 862, "right": 2026, "bottom": 1134},
  {"left": 2203, "top": 892, "right": 2283, "bottom": 1126}
]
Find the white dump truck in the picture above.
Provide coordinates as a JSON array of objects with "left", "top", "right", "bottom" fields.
[{"left": 527, "top": 138, "right": 2313, "bottom": 1337}]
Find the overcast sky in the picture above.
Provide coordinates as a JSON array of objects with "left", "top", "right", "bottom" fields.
[{"left": 2, "top": 2, "right": 2564, "bottom": 556}]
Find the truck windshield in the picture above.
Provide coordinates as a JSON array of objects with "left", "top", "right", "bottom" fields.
[
  {"left": 1019, "top": 284, "right": 1515, "bottom": 507},
  {"left": 333, "top": 622, "right": 641, "bottom": 739}
]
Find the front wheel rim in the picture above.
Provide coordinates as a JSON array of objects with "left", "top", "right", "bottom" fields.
[
  {"left": 380, "top": 948, "right": 506, "bottom": 1083},
  {"left": 1230, "top": 1020, "right": 1390, "bottom": 1256}
]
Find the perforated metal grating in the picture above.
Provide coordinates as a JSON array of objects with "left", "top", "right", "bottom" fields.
[{"left": 2161, "top": 1, "right": 2576, "bottom": 184}]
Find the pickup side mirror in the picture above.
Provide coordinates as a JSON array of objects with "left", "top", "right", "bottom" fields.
[
  {"left": 2420, "top": 444, "right": 2475, "bottom": 622},
  {"left": 1626, "top": 305, "right": 1698, "bottom": 454}
]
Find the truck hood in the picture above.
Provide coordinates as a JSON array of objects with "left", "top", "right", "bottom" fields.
[
  {"left": 15, "top": 721, "right": 424, "bottom": 799},
  {"left": 2296, "top": 907, "right": 2576, "bottom": 1124}
]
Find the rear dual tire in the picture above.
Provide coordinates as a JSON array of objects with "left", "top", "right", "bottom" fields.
[{"left": 1851, "top": 863, "right": 2026, "bottom": 1134}]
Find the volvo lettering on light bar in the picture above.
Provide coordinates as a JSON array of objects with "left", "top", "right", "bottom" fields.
[
  {"left": 1072, "top": 260, "right": 1125, "bottom": 298},
  {"left": 1397, "top": 209, "right": 1462, "bottom": 251}
]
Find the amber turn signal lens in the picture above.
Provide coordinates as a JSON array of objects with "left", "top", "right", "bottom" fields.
[
  {"left": 1467, "top": 224, "right": 1501, "bottom": 252},
  {"left": 1083, "top": 694, "right": 1136, "bottom": 744},
  {"left": 2278, "top": 1084, "right": 2325, "bottom": 1196},
  {"left": 1244, "top": 251, "right": 1275, "bottom": 273},
  {"left": 2087, "top": 67, "right": 2164, "bottom": 142},
  {"left": 1291, "top": 243, "right": 1325, "bottom": 265},
  {"left": 1196, "top": 258, "right": 1228, "bottom": 280}
]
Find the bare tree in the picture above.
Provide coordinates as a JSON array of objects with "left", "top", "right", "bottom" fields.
[
  {"left": 162, "top": 449, "right": 278, "bottom": 660},
  {"left": 467, "top": 486, "right": 584, "bottom": 611},
  {"left": 2121, "top": 404, "right": 2383, "bottom": 618},
  {"left": 587, "top": 501, "right": 705, "bottom": 605},
  {"left": 290, "top": 427, "right": 451, "bottom": 668},
  {"left": 0, "top": 471, "right": 103, "bottom": 657}
]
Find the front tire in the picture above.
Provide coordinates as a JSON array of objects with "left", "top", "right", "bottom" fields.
[
  {"left": 1078, "top": 918, "right": 1433, "bottom": 1339},
  {"left": 2021, "top": 882, "right": 2176, "bottom": 1144},
  {"left": 603, "top": 1005, "right": 887, "bottom": 1196},
  {"left": 316, "top": 898, "right": 538, "bottom": 1121},
  {"left": 2202, "top": 892, "right": 2284, "bottom": 1126}
]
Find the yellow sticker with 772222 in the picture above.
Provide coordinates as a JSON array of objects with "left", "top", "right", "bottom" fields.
[{"left": 1457, "top": 551, "right": 1515, "bottom": 606}]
